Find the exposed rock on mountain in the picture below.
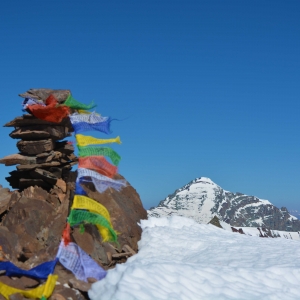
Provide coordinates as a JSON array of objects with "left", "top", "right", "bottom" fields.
[
  {"left": 208, "top": 215, "right": 222, "bottom": 228},
  {"left": 148, "top": 177, "right": 300, "bottom": 231},
  {"left": 0, "top": 186, "right": 12, "bottom": 216}
]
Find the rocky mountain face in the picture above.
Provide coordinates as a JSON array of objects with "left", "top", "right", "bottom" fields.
[{"left": 148, "top": 177, "right": 300, "bottom": 231}]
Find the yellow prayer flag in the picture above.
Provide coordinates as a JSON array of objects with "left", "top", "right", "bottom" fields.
[
  {"left": 96, "top": 224, "right": 115, "bottom": 242},
  {"left": 76, "top": 134, "right": 121, "bottom": 147},
  {"left": 0, "top": 274, "right": 58, "bottom": 300},
  {"left": 72, "top": 195, "right": 112, "bottom": 225}
]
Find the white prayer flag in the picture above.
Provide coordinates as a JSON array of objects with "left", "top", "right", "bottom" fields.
[
  {"left": 57, "top": 241, "right": 107, "bottom": 282},
  {"left": 77, "top": 168, "right": 126, "bottom": 193},
  {"left": 70, "top": 112, "right": 108, "bottom": 124}
]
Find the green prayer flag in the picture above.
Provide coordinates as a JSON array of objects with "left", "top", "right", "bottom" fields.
[
  {"left": 78, "top": 146, "right": 121, "bottom": 166},
  {"left": 68, "top": 210, "right": 118, "bottom": 242},
  {"left": 64, "top": 94, "right": 96, "bottom": 110}
]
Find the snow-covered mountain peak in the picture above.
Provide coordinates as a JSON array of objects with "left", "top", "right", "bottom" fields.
[
  {"left": 177, "top": 177, "right": 219, "bottom": 193},
  {"left": 194, "top": 177, "right": 216, "bottom": 185},
  {"left": 148, "top": 177, "right": 300, "bottom": 231}
]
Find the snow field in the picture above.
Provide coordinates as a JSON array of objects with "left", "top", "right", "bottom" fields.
[{"left": 89, "top": 216, "right": 300, "bottom": 300}]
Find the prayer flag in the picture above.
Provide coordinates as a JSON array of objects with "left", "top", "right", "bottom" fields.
[
  {"left": 70, "top": 112, "right": 107, "bottom": 124},
  {"left": 57, "top": 241, "right": 106, "bottom": 282},
  {"left": 72, "top": 195, "right": 112, "bottom": 225},
  {"left": 75, "top": 179, "right": 88, "bottom": 196},
  {"left": 64, "top": 94, "right": 96, "bottom": 110},
  {"left": 62, "top": 223, "right": 71, "bottom": 246},
  {"left": 71, "top": 119, "right": 112, "bottom": 135},
  {"left": 77, "top": 168, "right": 126, "bottom": 193},
  {"left": 68, "top": 210, "right": 117, "bottom": 242},
  {"left": 27, "top": 94, "right": 70, "bottom": 123},
  {"left": 0, "top": 274, "right": 57, "bottom": 300},
  {"left": 22, "top": 98, "right": 45, "bottom": 111},
  {"left": 0, "top": 259, "right": 57, "bottom": 280},
  {"left": 78, "top": 156, "right": 118, "bottom": 178},
  {"left": 76, "top": 134, "right": 121, "bottom": 147},
  {"left": 78, "top": 146, "right": 121, "bottom": 166}
]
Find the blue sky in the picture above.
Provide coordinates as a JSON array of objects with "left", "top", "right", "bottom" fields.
[{"left": 0, "top": 1, "right": 299, "bottom": 210}]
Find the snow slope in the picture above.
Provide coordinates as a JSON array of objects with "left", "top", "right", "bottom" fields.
[
  {"left": 148, "top": 177, "right": 300, "bottom": 231},
  {"left": 89, "top": 216, "right": 300, "bottom": 300}
]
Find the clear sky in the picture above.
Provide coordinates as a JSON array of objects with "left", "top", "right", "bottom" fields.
[{"left": 0, "top": 1, "right": 299, "bottom": 210}]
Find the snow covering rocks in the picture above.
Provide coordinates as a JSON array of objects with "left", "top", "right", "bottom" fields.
[
  {"left": 148, "top": 177, "right": 300, "bottom": 231},
  {"left": 220, "top": 220, "right": 300, "bottom": 240},
  {"left": 89, "top": 216, "right": 300, "bottom": 300}
]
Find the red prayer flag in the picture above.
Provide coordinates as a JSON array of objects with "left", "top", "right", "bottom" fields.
[
  {"left": 78, "top": 156, "right": 118, "bottom": 178},
  {"left": 27, "top": 95, "right": 70, "bottom": 123}
]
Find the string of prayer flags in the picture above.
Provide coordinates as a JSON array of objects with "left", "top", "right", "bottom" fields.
[
  {"left": 71, "top": 119, "right": 112, "bottom": 135},
  {"left": 0, "top": 274, "right": 57, "bottom": 300},
  {"left": 76, "top": 134, "right": 121, "bottom": 147},
  {"left": 72, "top": 195, "right": 112, "bottom": 224},
  {"left": 66, "top": 93, "right": 121, "bottom": 246},
  {"left": 0, "top": 259, "right": 57, "bottom": 280},
  {"left": 77, "top": 168, "right": 127, "bottom": 193},
  {"left": 27, "top": 94, "right": 70, "bottom": 123},
  {"left": 64, "top": 94, "right": 96, "bottom": 110},
  {"left": 68, "top": 210, "right": 118, "bottom": 242},
  {"left": 56, "top": 241, "right": 107, "bottom": 282},
  {"left": 78, "top": 156, "right": 118, "bottom": 178},
  {"left": 70, "top": 112, "right": 107, "bottom": 124},
  {"left": 78, "top": 146, "right": 121, "bottom": 166}
]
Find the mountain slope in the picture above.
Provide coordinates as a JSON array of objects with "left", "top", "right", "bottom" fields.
[{"left": 148, "top": 177, "right": 300, "bottom": 231}]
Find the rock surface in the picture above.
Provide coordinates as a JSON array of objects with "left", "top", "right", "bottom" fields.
[
  {"left": 4, "top": 115, "right": 73, "bottom": 131},
  {"left": 208, "top": 215, "right": 222, "bottom": 228},
  {"left": 10, "top": 125, "right": 70, "bottom": 141},
  {"left": 17, "top": 139, "right": 55, "bottom": 155},
  {"left": 19, "top": 88, "right": 71, "bottom": 104},
  {"left": 0, "top": 186, "right": 12, "bottom": 215}
]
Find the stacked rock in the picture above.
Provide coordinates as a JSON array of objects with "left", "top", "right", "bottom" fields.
[{"left": 0, "top": 89, "right": 77, "bottom": 195}]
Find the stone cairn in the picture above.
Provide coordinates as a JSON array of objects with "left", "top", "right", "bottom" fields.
[
  {"left": 0, "top": 89, "right": 147, "bottom": 299},
  {"left": 0, "top": 89, "right": 75, "bottom": 194},
  {"left": 1, "top": 110, "right": 76, "bottom": 195}
]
